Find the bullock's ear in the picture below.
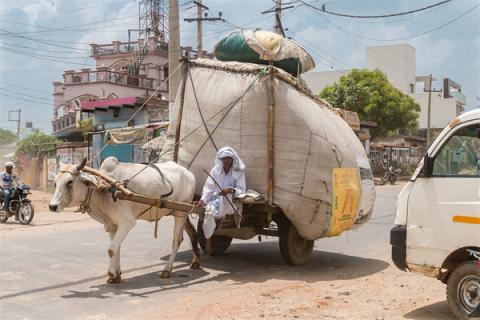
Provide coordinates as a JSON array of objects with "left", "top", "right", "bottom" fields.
[{"left": 79, "top": 172, "right": 98, "bottom": 188}]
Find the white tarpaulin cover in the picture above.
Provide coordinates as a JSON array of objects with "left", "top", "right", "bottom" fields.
[{"left": 162, "top": 59, "right": 375, "bottom": 240}]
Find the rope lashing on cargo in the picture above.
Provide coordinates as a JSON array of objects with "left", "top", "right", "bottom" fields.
[
  {"left": 187, "top": 72, "right": 267, "bottom": 169},
  {"left": 187, "top": 68, "right": 218, "bottom": 152},
  {"left": 123, "top": 69, "right": 269, "bottom": 182}
]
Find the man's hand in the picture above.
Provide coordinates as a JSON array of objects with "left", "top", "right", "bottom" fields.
[
  {"left": 219, "top": 188, "right": 234, "bottom": 196},
  {"left": 196, "top": 200, "right": 206, "bottom": 207}
]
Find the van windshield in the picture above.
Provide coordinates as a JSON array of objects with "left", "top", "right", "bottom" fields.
[{"left": 433, "top": 124, "right": 480, "bottom": 176}]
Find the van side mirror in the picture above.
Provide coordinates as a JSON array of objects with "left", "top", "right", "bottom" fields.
[{"left": 421, "top": 155, "right": 434, "bottom": 177}]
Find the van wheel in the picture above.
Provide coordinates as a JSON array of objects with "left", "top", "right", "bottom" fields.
[
  {"left": 446, "top": 261, "right": 480, "bottom": 319},
  {"left": 277, "top": 216, "right": 314, "bottom": 266}
]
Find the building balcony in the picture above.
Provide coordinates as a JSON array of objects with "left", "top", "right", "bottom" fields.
[
  {"left": 90, "top": 37, "right": 168, "bottom": 58},
  {"left": 63, "top": 68, "right": 155, "bottom": 90}
]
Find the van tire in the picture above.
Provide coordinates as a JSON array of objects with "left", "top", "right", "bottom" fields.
[{"left": 446, "top": 261, "right": 480, "bottom": 319}]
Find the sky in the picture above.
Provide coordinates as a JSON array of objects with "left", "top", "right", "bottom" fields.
[{"left": 0, "top": 0, "right": 478, "bottom": 134}]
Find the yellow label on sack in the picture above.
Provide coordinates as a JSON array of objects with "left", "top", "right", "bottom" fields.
[{"left": 326, "top": 168, "right": 361, "bottom": 237}]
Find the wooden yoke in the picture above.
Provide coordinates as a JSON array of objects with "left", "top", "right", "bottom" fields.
[{"left": 82, "top": 166, "right": 204, "bottom": 214}]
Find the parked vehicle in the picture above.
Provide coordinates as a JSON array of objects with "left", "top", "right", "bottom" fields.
[
  {"left": 0, "top": 183, "right": 34, "bottom": 225},
  {"left": 391, "top": 108, "right": 480, "bottom": 319},
  {"left": 380, "top": 165, "right": 402, "bottom": 185}
]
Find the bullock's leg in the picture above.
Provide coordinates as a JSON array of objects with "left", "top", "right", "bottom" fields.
[
  {"left": 184, "top": 217, "right": 201, "bottom": 269},
  {"left": 107, "top": 230, "right": 122, "bottom": 284},
  {"left": 107, "top": 220, "right": 135, "bottom": 283},
  {"left": 160, "top": 214, "right": 185, "bottom": 278}
]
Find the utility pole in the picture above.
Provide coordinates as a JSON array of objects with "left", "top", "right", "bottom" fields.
[
  {"left": 261, "top": 1, "right": 294, "bottom": 37},
  {"left": 424, "top": 74, "right": 442, "bottom": 146},
  {"left": 184, "top": 1, "right": 224, "bottom": 58},
  {"left": 168, "top": 0, "right": 181, "bottom": 109},
  {"left": 8, "top": 109, "right": 21, "bottom": 142},
  {"left": 274, "top": 0, "right": 282, "bottom": 35}
]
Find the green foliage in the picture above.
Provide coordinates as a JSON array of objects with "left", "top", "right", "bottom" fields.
[
  {"left": 0, "top": 128, "right": 16, "bottom": 145},
  {"left": 79, "top": 118, "right": 93, "bottom": 134},
  {"left": 319, "top": 69, "right": 420, "bottom": 137},
  {"left": 17, "top": 132, "right": 59, "bottom": 157}
]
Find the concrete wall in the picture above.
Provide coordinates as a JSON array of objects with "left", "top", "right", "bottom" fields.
[
  {"left": 301, "top": 70, "right": 345, "bottom": 95},
  {"left": 366, "top": 44, "right": 416, "bottom": 95},
  {"left": 414, "top": 92, "right": 458, "bottom": 129}
]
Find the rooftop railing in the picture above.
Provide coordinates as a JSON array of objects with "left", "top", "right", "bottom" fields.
[{"left": 63, "top": 68, "right": 155, "bottom": 89}]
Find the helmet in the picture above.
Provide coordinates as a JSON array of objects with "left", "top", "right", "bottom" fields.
[{"left": 5, "top": 161, "right": 14, "bottom": 168}]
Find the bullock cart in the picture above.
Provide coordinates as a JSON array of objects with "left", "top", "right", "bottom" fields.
[{"left": 81, "top": 165, "right": 313, "bottom": 266}]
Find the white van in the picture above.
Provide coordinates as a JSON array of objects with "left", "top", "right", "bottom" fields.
[{"left": 391, "top": 108, "right": 480, "bottom": 319}]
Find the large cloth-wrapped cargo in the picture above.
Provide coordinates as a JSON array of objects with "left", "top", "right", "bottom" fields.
[{"left": 162, "top": 59, "right": 375, "bottom": 240}]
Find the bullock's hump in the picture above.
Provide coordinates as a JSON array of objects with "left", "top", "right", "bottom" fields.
[{"left": 101, "top": 156, "right": 120, "bottom": 173}]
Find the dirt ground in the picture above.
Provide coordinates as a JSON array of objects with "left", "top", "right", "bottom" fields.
[
  {"left": 145, "top": 265, "right": 449, "bottom": 320},
  {"left": 1, "top": 188, "right": 457, "bottom": 320}
]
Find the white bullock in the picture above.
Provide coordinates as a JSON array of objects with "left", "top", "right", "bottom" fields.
[{"left": 49, "top": 157, "right": 200, "bottom": 283}]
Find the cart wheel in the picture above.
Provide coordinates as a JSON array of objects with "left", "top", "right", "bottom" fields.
[
  {"left": 197, "top": 219, "right": 233, "bottom": 255},
  {"left": 278, "top": 217, "right": 314, "bottom": 266}
]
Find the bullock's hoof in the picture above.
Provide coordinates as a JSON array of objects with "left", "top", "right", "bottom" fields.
[
  {"left": 190, "top": 262, "right": 201, "bottom": 270},
  {"left": 107, "top": 272, "right": 122, "bottom": 284},
  {"left": 159, "top": 270, "right": 171, "bottom": 278}
]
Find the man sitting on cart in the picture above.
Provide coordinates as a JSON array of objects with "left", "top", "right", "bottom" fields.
[{"left": 197, "top": 147, "right": 246, "bottom": 254}]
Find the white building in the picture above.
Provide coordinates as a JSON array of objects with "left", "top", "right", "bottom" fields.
[{"left": 302, "top": 44, "right": 466, "bottom": 131}]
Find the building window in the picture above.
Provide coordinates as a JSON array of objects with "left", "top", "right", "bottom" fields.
[
  {"left": 128, "top": 119, "right": 135, "bottom": 127},
  {"left": 113, "top": 109, "right": 121, "bottom": 118},
  {"left": 409, "top": 84, "right": 415, "bottom": 94}
]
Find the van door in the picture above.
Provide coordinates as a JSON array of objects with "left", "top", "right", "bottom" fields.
[{"left": 406, "top": 122, "right": 480, "bottom": 270}]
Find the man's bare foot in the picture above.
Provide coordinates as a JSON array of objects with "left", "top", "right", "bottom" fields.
[{"left": 205, "top": 238, "right": 213, "bottom": 255}]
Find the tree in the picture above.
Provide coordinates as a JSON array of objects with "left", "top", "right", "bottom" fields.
[
  {"left": 0, "top": 128, "right": 16, "bottom": 145},
  {"left": 319, "top": 69, "right": 420, "bottom": 137},
  {"left": 17, "top": 132, "right": 59, "bottom": 158}
]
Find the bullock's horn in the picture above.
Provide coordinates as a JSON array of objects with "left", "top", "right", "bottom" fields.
[{"left": 76, "top": 158, "right": 87, "bottom": 172}]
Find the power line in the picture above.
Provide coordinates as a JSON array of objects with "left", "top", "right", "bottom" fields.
[
  {"left": 296, "top": 6, "right": 428, "bottom": 77},
  {"left": 0, "top": 91, "right": 52, "bottom": 106},
  {"left": 0, "top": 46, "right": 94, "bottom": 66},
  {"left": 0, "top": 15, "right": 137, "bottom": 37},
  {"left": 298, "top": 0, "right": 453, "bottom": 19},
  {"left": 308, "top": 2, "right": 480, "bottom": 42},
  {"left": 0, "top": 87, "right": 52, "bottom": 102}
]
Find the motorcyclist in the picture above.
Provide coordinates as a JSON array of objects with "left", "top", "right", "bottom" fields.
[{"left": 0, "top": 162, "right": 19, "bottom": 214}]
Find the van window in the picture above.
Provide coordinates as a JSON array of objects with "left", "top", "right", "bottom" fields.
[{"left": 433, "top": 124, "right": 480, "bottom": 176}]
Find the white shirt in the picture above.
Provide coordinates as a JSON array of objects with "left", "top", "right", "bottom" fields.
[{"left": 200, "top": 167, "right": 246, "bottom": 203}]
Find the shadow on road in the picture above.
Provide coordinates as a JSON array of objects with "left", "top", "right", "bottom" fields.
[
  {"left": 167, "top": 242, "right": 390, "bottom": 283},
  {"left": 403, "top": 300, "right": 454, "bottom": 320},
  {"left": 57, "top": 242, "right": 388, "bottom": 300}
]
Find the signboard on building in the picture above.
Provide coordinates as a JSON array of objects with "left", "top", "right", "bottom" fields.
[
  {"left": 146, "top": 107, "right": 167, "bottom": 123},
  {"left": 47, "top": 158, "right": 57, "bottom": 181}
]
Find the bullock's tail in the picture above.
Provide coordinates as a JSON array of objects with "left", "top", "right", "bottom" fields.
[{"left": 184, "top": 218, "right": 201, "bottom": 260}]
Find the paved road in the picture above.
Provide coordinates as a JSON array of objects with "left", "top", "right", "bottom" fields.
[{"left": 0, "top": 184, "right": 453, "bottom": 320}]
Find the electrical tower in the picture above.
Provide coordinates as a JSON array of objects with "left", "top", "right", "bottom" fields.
[
  {"left": 129, "top": 0, "right": 169, "bottom": 76},
  {"left": 139, "top": 0, "right": 168, "bottom": 46}
]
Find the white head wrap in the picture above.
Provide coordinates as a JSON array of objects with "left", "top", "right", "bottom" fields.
[{"left": 214, "top": 146, "right": 245, "bottom": 172}]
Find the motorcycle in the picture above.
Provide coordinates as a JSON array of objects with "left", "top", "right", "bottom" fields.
[
  {"left": 380, "top": 166, "right": 402, "bottom": 185},
  {"left": 0, "top": 183, "right": 34, "bottom": 225}
]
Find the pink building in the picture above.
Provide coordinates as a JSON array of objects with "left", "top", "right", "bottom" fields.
[{"left": 51, "top": 36, "right": 171, "bottom": 140}]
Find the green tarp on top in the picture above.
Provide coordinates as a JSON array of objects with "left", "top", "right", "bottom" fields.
[{"left": 214, "top": 30, "right": 315, "bottom": 76}]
